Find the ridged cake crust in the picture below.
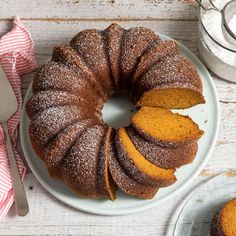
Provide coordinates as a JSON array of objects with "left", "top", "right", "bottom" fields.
[
  {"left": 29, "top": 106, "right": 89, "bottom": 147},
  {"left": 45, "top": 119, "right": 98, "bottom": 179},
  {"left": 132, "top": 40, "right": 180, "bottom": 95},
  {"left": 104, "top": 23, "right": 125, "bottom": 94},
  {"left": 127, "top": 126, "right": 198, "bottom": 169},
  {"left": 120, "top": 27, "right": 160, "bottom": 92},
  {"left": 136, "top": 54, "right": 204, "bottom": 98},
  {"left": 51, "top": 45, "right": 105, "bottom": 104},
  {"left": 26, "top": 90, "right": 98, "bottom": 119},
  {"left": 61, "top": 125, "right": 105, "bottom": 198},
  {"left": 27, "top": 23, "right": 205, "bottom": 200},
  {"left": 70, "top": 29, "right": 114, "bottom": 99}
]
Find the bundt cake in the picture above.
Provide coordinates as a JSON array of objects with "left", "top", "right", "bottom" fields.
[
  {"left": 26, "top": 23, "right": 205, "bottom": 200},
  {"left": 210, "top": 198, "right": 236, "bottom": 236}
]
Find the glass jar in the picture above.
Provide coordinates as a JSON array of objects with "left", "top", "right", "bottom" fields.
[{"left": 198, "top": 0, "right": 236, "bottom": 82}]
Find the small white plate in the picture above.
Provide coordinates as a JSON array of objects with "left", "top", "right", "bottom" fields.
[
  {"left": 173, "top": 172, "right": 236, "bottom": 236},
  {"left": 20, "top": 33, "right": 220, "bottom": 215}
]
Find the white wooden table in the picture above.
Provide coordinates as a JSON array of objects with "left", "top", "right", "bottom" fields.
[{"left": 0, "top": 1, "right": 235, "bottom": 235}]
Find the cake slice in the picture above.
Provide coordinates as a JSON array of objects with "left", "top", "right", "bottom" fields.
[
  {"left": 70, "top": 29, "right": 115, "bottom": 99},
  {"left": 126, "top": 126, "right": 198, "bottom": 169},
  {"left": 97, "top": 127, "right": 117, "bottom": 201},
  {"left": 115, "top": 128, "right": 176, "bottom": 187},
  {"left": 52, "top": 45, "right": 106, "bottom": 101},
  {"left": 132, "top": 40, "right": 180, "bottom": 93},
  {"left": 44, "top": 119, "right": 98, "bottom": 179},
  {"left": 120, "top": 27, "right": 160, "bottom": 92},
  {"left": 108, "top": 137, "right": 158, "bottom": 199},
  {"left": 131, "top": 107, "right": 204, "bottom": 148},
  {"left": 61, "top": 125, "right": 105, "bottom": 198},
  {"left": 136, "top": 54, "right": 205, "bottom": 109},
  {"left": 103, "top": 23, "right": 125, "bottom": 94}
]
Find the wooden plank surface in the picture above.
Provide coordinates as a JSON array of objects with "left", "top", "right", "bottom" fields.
[
  {"left": 0, "top": 0, "right": 198, "bottom": 20},
  {"left": 0, "top": 1, "right": 235, "bottom": 235}
]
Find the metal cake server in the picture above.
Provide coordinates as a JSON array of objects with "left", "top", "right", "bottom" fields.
[{"left": 0, "top": 64, "right": 29, "bottom": 216}]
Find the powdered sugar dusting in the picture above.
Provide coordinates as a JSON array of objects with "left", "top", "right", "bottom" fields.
[
  {"left": 138, "top": 54, "right": 202, "bottom": 96},
  {"left": 61, "top": 125, "right": 105, "bottom": 197},
  {"left": 30, "top": 105, "right": 85, "bottom": 147}
]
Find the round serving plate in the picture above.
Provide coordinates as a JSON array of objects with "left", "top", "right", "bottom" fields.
[
  {"left": 173, "top": 172, "right": 236, "bottom": 236},
  {"left": 20, "top": 33, "right": 220, "bottom": 215}
]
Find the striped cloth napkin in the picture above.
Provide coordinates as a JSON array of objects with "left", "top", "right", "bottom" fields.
[{"left": 0, "top": 17, "right": 37, "bottom": 221}]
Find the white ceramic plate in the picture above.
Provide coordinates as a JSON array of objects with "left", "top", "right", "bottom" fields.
[
  {"left": 20, "top": 33, "right": 220, "bottom": 215},
  {"left": 173, "top": 172, "right": 236, "bottom": 236}
]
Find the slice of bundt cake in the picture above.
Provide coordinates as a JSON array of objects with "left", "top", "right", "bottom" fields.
[
  {"left": 115, "top": 128, "right": 176, "bottom": 187},
  {"left": 132, "top": 40, "right": 180, "bottom": 93},
  {"left": 51, "top": 45, "right": 106, "bottom": 102},
  {"left": 70, "top": 29, "right": 115, "bottom": 99},
  {"left": 210, "top": 198, "right": 236, "bottom": 236},
  {"left": 44, "top": 119, "right": 98, "bottom": 179},
  {"left": 61, "top": 125, "right": 106, "bottom": 198},
  {"left": 103, "top": 23, "right": 125, "bottom": 95},
  {"left": 136, "top": 54, "right": 205, "bottom": 109},
  {"left": 120, "top": 27, "right": 160, "bottom": 93},
  {"left": 97, "top": 127, "right": 117, "bottom": 200},
  {"left": 108, "top": 137, "right": 159, "bottom": 199},
  {"left": 126, "top": 126, "right": 198, "bottom": 169},
  {"left": 131, "top": 107, "right": 204, "bottom": 148}
]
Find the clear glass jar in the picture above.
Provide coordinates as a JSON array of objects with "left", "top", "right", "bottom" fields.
[{"left": 198, "top": 0, "right": 236, "bottom": 82}]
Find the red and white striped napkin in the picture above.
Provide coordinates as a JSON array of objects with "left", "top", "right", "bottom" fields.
[{"left": 0, "top": 17, "right": 37, "bottom": 221}]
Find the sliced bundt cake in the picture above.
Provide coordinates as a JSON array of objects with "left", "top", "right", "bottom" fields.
[
  {"left": 131, "top": 107, "right": 204, "bottom": 148},
  {"left": 115, "top": 128, "right": 176, "bottom": 187},
  {"left": 136, "top": 54, "right": 205, "bottom": 109},
  {"left": 126, "top": 126, "right": 198, "bottom": 169},
  {"left": 97, "top": 127, "right": 117, "bottom": 200},
  {"left": 108, "top": 137, "right": 158, "bottom": 199},
  {"left": 27, "top": 23, "right": 205, "bottom": 200}
]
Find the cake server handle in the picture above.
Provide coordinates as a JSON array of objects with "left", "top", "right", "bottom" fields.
[{"left": 1, "top": 122, "right": 29, "bottom": 216}]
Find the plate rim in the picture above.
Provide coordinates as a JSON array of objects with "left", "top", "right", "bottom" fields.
[{"left": 19, "top": 32, "right": 220, "bottom": 215}]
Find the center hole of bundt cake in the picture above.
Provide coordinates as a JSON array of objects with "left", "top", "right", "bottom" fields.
[{"left": 102, "top": 95, "right": 137, "bottom": 129}]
